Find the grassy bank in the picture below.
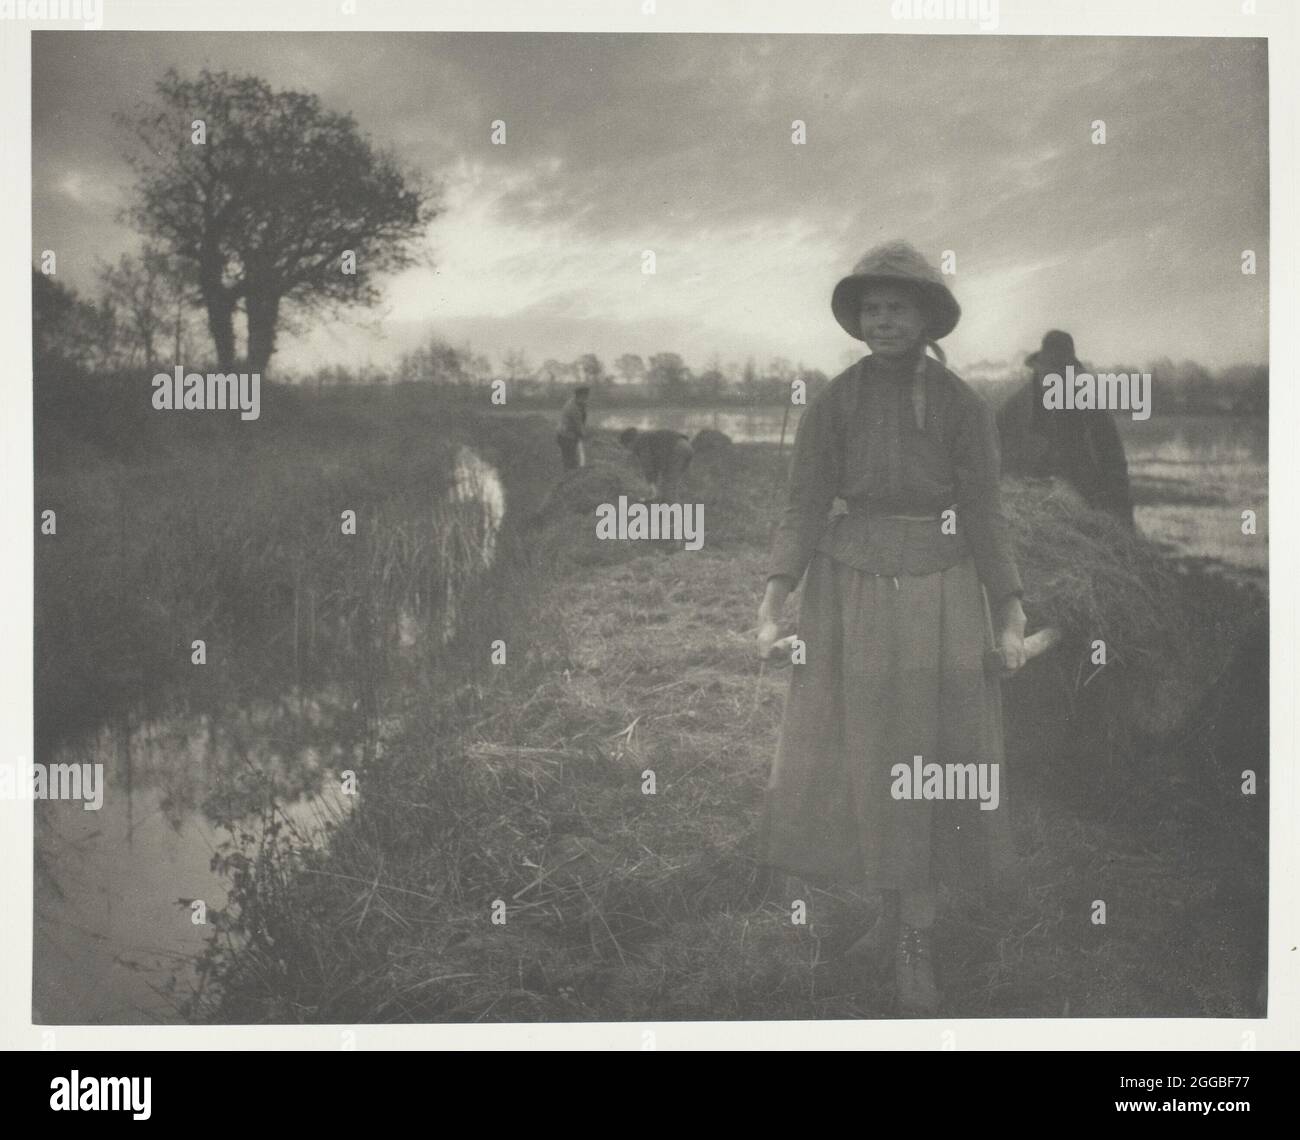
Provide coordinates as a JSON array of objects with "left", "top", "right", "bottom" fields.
[
  {"left": 188, "top": 420, "right": 1267, "bottom": 1022},
  {"left": 35, "top": 379, "right": 538, "bottom": 765}
]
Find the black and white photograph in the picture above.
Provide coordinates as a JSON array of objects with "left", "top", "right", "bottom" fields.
[{"left": 4, "top": 0, "right": 1292, "bottom": 1065}]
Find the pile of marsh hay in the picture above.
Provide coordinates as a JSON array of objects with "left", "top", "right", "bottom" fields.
[
  {"left": 528, "top": 462, "right": 655, "bottom": 569},
  {"left": 534, "top": 462, "right": 651, "bottom": 521},
  {"left": 690, "top": 428, "right": 735, "bottom": 459},
  {"left": 1000, "top": 477, "right": 1264, "bottom": 759}
]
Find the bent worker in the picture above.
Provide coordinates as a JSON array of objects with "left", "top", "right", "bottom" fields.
[
  {"left": 619, "top": 427, "right": 693, "bottom": 500},
  {"left": 997, "top": 330, "right": 1134, "bottom": 526},
  {"left": 556, "top": 385, "right": 590, "bottom": 472}
]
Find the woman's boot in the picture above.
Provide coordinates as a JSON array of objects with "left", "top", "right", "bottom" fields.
[
  {"left": 895, "top": 924, "right": 940, "bottom": 1016},
  {"left": 844, "top": 891, "right": 899, "bottom": 969}
]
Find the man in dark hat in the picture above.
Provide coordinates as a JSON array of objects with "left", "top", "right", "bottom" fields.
[
  {"left": 619, "top": 427, "right": 694, "bottom": 500},
  {"left": 997, "top": 330, "right": 1134, "bottom": 526},
  {"left": 556, "top": 385, "right": 590, "bottom": 472}
]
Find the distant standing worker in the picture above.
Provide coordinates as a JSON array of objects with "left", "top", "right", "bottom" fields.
[
  {"left": 619, "top": 427, "right": 694, "bottom": 500},
  {"left": 997, "top": 330, "right": 1134, "bottom": 526},
  {"left": 556, "top": 385, "right": 590, "bottom": 472}
]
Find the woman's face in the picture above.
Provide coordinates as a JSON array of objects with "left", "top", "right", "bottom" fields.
[{"left": 858, "top": 283, "right": 927, "bottom": 359}]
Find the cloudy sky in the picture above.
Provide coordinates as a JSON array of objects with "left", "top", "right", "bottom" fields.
[{"left": 32, "top": 32, "right": 1268, "bottom": 376}]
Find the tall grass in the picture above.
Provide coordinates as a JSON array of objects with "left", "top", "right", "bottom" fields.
[{"left": 35, "top": 375, "right": 513, "bottom": 763}]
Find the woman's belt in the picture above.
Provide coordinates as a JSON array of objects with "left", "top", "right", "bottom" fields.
[{"left": 818, "top": 500, "right": 966, "bottom": 576}]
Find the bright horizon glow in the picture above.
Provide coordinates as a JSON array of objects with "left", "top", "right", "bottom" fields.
[{"left": 32, "top": 32, "right": 1268, "bottom": 378}]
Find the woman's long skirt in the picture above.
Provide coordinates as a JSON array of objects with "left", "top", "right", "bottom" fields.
[{"left": 761, "top": 553, "right": 1015, "bottom": 892}]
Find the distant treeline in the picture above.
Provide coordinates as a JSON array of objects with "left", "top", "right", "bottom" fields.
[
  {"left": 250, "top": 339, "right": 1274, "bottom": 416},
  {"left": 35, "top": 269, "right": 1266, "bottom": 415}
]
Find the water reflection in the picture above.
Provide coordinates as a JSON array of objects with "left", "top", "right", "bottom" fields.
[
  {"left": 34, "top": 448, "right": 507, "bottom": 1025},
  {"left": 399, "top": 445, "right": 506, "bottom": 648},
  {"left": 452, "top": 445, "right": 507, "bottom": 566},
  {"left": 34, "top": 696, "right": 356, "bottom": 1024}
]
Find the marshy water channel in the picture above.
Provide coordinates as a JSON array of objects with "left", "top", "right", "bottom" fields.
[{"left": 34, "top": 446, "right": 506, "bottom": 1024}]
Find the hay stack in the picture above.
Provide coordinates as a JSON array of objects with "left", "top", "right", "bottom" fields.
[
  {"left": 1004, "top": 478, "right": 1181, "bottom": 670},
  {"left": 690, "top": 428, "right": 735, "bottom": 459},
  {"left": 1002, "top": 477, "right": 1262, "bottom": 748},
  {"left": 534, "top": 463, "right": 651, "bottom": 521},
  {"left": 528, "top": 462, "right": 655, "bottom": 569}
]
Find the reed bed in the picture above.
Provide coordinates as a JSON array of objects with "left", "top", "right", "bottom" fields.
[{"left": 35, "top": 381, "right": 512, "bottom": 760}]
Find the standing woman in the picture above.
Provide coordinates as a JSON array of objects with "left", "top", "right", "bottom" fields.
[{"left": 755, "top": 241, "right": 1027, "bottom": 1016}]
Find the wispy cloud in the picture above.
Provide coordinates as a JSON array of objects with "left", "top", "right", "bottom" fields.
[{"left": 32, "top": 32, "right": 1268, "bottom": 373}]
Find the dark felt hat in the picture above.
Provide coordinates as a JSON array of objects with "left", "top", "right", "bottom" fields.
[
  {"left": 1025, "top": 329, "right": 1081, "bottom": 370},
  {"left": 831, "top": 240, "right": 961, "bottom": 342}
]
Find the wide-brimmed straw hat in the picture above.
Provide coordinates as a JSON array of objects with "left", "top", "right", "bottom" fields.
[
  {"left": 1025, "top": 329, "right": 1081, "bottom": 371},
  {"left": 831, "top": 240, "right": 961, "bottom": 342}
]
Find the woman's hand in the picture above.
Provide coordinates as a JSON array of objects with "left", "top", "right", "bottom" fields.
[
  {"left": 756, "top": 617, "right": 784, "bottom": 660},
  {"left": 998, "top": 626, "right": 1027, "bottom": 675},
  {"left": 995, "top": 595, "right": 1028, "bottom": 676}
]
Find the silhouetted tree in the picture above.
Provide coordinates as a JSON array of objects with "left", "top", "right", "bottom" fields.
[
  {"left": 540, "top": 359, "right": 574, "bottom": 392},
  {"left": 615, "top": 353, "right": 646, "bottom": 384},
  {"left": 647, "top": 352, "right": 689, "bottom": 401},
  {"left": 98, "top": 245, "right": 199, "bottom": 367},
  {"left": 502, "top": 349, "right": 531, "bottom": 382},
  {"left": 697, "top": 366, "right": 726, "bottom": 400},
  {"left": 575, "top": 353, "right": 607, "bottom": 389},
  {"left": 32, "top": 270, "right": 118, "bottom": 376},
  {"left": 398, "top": 336, "right": 469, "bottom": 384},
  {"left": 118, "top": 68, "right": 437, "bottom": 373}
]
